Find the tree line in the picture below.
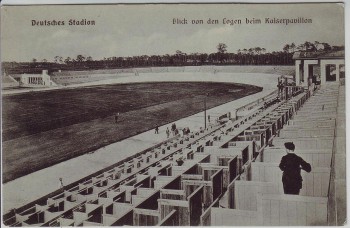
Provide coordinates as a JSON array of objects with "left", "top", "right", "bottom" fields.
[{"left": 3, "top": 41, "right": 344, "bottom": 74}]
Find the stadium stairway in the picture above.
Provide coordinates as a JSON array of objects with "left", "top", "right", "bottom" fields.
[
  {"left": 2, "top": 74, "right": 19, "bottom": 88},
  {"left": 210, "top": 84, "right": 340, "bottom": 226}
]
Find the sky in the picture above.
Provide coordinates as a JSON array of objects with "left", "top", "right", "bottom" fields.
[{"left": 0, "top": 3, "right": 345, "bottom": 62}]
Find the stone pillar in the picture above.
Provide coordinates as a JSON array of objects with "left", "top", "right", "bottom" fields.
[
  {"left": 303, "top": 62, "right": 309, "bottom": 84},
  {"left": 336, "top": 64, "right": 340, "bottom": 82},
  {"left": 295, "top": 60, "right": 301, "bottom": 85},
  {"left": 320, "top": 60, "right": 326, "bottom": 84}
]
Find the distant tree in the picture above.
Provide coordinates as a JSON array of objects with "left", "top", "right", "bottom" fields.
[
  {"left": 86, "top": 56, "right": 93, "bottom": 62},
  {"left": 199, "top": 53, "right": 208, "bottom": 64},
  {"left": 32, "top": 58, "right": 37, "bottom": 63},
  {"left": 42, "top": 59, "right": 48, "bottom": 63},
  {"left": 175, "top": 50, "right": 186, "bottom": 65},
  {"left": 64, "top": 57, "right": 71, "bottom": 64},
  {"left": 331, "top": 45, "right": 344, "bottom": 51},
  {"left": 297, "top": 43, "right": 306, "bottom": 51},
  {"left": 248, "top": 48, "right": 254, "bottom": 55},
  {"left": 216, "top": 43, "right": 228, "bottom": 63},
  {"left": 254, "top": 47, "right": 262, "bottom": 55},
  {"left": 314, "top": 41, "right": 320, "bottom": 51},
  {"left": 283, "top": 44, "right": 290, "bottom": 53},
  {"left": 290, "top": 43, "right": 296, "bottom": 53},
  {"left": 54, "top": 56, "right": 60, "bottom": 63},
  {"left": 304, "top": 41, "right": 316, "bottom": 51},
  {"left": 76, "top": 55, "right": 85, "bottom": 62},
  {"left": 217, "top": 43, "right": 227, "bottom": 54},
  {"left": 322, "top": 43, "right": 332, "bottom": 51}
]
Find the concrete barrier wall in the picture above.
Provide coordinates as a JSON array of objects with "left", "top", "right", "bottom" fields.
[
  {"left": 211, "top": 207, "right": 259, "bottom": 226},
  {"left": 234, "top": 180, "right": 279, "bottom": 211},
  {"left": 287, "top": 119, "right": 335, "bottom": 128},
  {"left": 262, "top": 148, "right": 332, "bottom": 168},
  {"left": 257, "top": 193, "right": 328, "bottom": 226},
  {"left": 251, "top": 163, "right": 330, "bottom": 197},
  {"left": 273, "top": 137, "right": 334, "bottom": 150},
  {"left": 279, "top": 128, "right": 334, "bottom": 138}
]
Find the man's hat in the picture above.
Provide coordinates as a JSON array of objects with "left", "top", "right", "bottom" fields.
[{"left": 284, "top": 142, "right": 295, "bottom": 151}]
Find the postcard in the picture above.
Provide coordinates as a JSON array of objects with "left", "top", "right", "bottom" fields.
[{"left": 1, "top": 2, "right": 345, "bottom": 226}]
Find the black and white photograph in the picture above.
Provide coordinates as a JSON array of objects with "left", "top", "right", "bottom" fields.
[{"left": 0, "top": 1, "right": 346, "bottom": 226}]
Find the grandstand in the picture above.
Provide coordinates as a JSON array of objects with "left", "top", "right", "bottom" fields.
[
  {"left": 0, "top": 65, "right": 294, "bottom": 91},
  {"left": 2, "top": 79, "right": 345, "bottom": 226},
  {"left": 50, "top": 69, "right": 134, "bottom": 86},
  {"left": 45, "top": 65, "right": 294, "bottom": 87}
]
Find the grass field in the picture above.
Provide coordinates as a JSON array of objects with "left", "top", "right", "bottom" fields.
[{"left": 2, "top": 82, "right": 262, "bottom": 183}]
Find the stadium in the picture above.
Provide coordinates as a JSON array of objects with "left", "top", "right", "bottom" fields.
[
  {"left": 1, "top": 2, "right": 345, "bottom": 227},
  {"left": 2, "top": 57, "right": 346, "bottom": 226}
]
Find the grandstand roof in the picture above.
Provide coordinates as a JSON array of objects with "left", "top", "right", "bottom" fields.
[{"left": 293, "top": 50, "right": 344, "bottom": 60}]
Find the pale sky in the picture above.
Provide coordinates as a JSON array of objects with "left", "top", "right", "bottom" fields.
[{"left": 0, "top": 3, "right": 345, "bottom": 62}]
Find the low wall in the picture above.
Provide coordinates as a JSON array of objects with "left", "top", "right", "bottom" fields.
[{"left": 50, "top": 65, "right": 294, "bottom": 86}]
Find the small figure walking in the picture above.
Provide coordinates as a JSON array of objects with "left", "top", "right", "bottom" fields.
[
  {"left": 315, "top": 75, "right": 321, "bottom": 90},
  {"left": 115, "top": 113, "right": 120, "bottom": 124},
  {"left": 208, "top": 115, "right": 211, "bottom": 123},
  {"left": 155, "top": 125, "right": 159, "bottom": 134},
  {"left": 277, "top": 79, "right": 284, "bottom": 98},
  {"left": 176, "top": 157, "right": 184, "bottom": 166},
  {"left": 166, "top": 127, "right": 170, "bottom": 138},
  {"left": 58, "top": 178, "right": 64, "bottom": 191},
  {"left": 279, "top": 142, "right": 311, "bottom": 195},
  {"left": 171, "top": 123, "right": 177, "bottom": 136}
]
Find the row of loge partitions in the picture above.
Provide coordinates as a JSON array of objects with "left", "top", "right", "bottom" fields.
[
  {"left": 200, "top": 90, "right": 310, "bottom": 226},
  {"left": 3, "top": 85, "right": 311, "bottom": 227},
  {"left": 210, "top": 84, "right": 339, "bottom": 226}
]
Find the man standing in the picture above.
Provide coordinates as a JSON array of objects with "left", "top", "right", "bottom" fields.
[
  {"left": 315, "top": 75, "right": 321, "bottom": 90},
  {"left": 277, "top": 78, "right": 284, "bottom": 99},
  {"left": 176, "top": 157, "right": 184, "bottom": 166},
  {"left": 166, "top": 127, "right": 170, "bottom": 138},
  {"left": 171, "top": 123, "right": 176, "bottom": 136},
  {"left": 58, "top": 178, "right": 64, "bottom": 191},
  {"left": 155, "top": 125, "right": 159, "bottom": 134},
  {"left": 115, "top": 112, "right": 120, "bottom": 124},
  {"left": 279, "top": 142, "right": 311, "bottom": 195}
]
